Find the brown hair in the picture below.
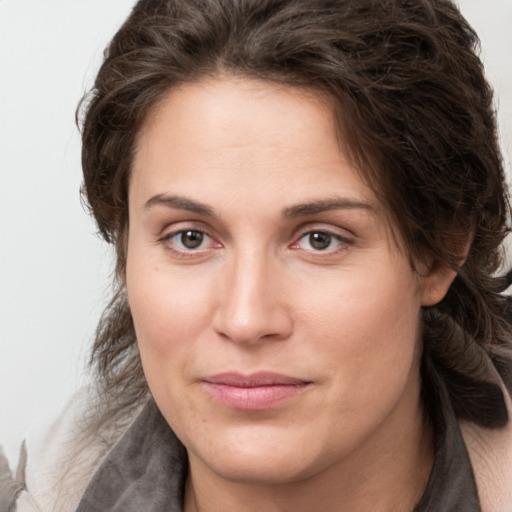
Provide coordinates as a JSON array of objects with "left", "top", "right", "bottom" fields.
[{"left": 79, "top": 0, "right": 512, "bottom": 429}]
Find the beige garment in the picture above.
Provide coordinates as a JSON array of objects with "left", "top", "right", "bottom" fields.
[
  {"left": 0, "top": 388, "right": 141, "bottom": 512},
  {"left": 461, "top": 393, "right": 512, "bottom": 512}
]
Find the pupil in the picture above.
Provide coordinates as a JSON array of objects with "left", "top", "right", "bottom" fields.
[
  {"left": 181, "top": 230, "right": 203, "bottom": 249},
  {"left": 310, "top": 232, "right": 331, "bottom": 250}
]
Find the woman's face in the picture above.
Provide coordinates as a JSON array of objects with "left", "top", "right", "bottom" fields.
[{"left": 126, "top": 77, "right": 445, "bottom": 485}]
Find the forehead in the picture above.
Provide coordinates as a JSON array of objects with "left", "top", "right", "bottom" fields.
[
  {"left": 130, "top": 76, "right": 391, "bottom": 225},
  {"left": 136, "top": 77, "right": 338, "bottom": 164}
]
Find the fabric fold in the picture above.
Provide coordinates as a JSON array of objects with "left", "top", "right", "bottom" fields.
[{"left": 75, "top": 401, "right": 187, "bottom": 512}]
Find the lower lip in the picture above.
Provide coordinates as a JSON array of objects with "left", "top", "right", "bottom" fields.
[{"left": 204, "top": 383, "right": 308, "bottom": 410}]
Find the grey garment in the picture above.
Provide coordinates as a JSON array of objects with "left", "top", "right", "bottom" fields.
[
  {"left": 75, "top": 402, "right": 187, "bottom": 512},
  {"left": 413, "top": 369, "right": 481, "bottom": 512},
  {"left": 75, "top": 386, "right": 481, "bottom": 512}
]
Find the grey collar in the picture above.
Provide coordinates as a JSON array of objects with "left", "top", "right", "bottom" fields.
[
  {"left": 76, "top": 400, "right": 187, "bottom": 512},
  {"left": 414, "top": 362, "right": 481, "bottom": 512}
]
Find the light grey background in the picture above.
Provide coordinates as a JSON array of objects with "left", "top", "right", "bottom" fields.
[{"left": 1, "top": 0, "right": 511, "bottom": 466}]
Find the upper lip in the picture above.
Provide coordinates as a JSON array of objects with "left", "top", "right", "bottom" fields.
[{"left": 203, "top": 372, "right": 309, "bottom": 387}]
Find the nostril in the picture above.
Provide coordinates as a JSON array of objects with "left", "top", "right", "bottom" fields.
[{"left": 213, "top": 308, "right": 293, "bottom": 345}]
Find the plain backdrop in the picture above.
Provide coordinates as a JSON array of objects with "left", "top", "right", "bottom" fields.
[{"left": 1, "top": 0, "right": 511, "bottom": 466}]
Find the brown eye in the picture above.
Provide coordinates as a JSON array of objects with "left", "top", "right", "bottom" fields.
[
  {"left": 160, "top": 228, "right": 221, "bottom": 258},
  {"left": 308, "top": 232, "right": 332, "bottom": 250},
  {"left": 180, "top": 230, "right": 204, "bottom": 249},
  {"left": 294, "top": 230, "right": 348, "bottom": 253}
]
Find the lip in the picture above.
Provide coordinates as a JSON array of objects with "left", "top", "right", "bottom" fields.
[{"left": 202, "top": 372, "right": 311, "bottom": 410}]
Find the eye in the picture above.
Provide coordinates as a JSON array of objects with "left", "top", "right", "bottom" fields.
[
  {"left": 161, "top": 229, "right": 219, "bottom": 254},
  {"left": 175, "top": 230, "right": 206, "bottom": 249},
  {"left": 294, "top": 231, "right": 347, "bottom": 252}
]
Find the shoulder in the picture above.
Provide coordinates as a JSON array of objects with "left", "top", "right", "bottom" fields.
[
  {"left": 1, "top": 387, "right": 142, "bottom": 512},
  {"left": 461, "top": 383, "right": 512, "bottom": 512}
]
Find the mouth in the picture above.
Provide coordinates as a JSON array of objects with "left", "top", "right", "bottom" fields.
[{"left": 202, "top": 372, "right": 311, "bottom": 411}]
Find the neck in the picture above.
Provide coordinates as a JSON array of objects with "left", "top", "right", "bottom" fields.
[{"left": 184, "top": 396, "right": 434, "bottom": 512}]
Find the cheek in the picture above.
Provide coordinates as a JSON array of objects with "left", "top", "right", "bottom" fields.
[
  {"left": 126, "top": 267, "right": 216, "bottom": 421},
  {"left": 132, "top": 278, "right": 202, "bottom": 345},
  {"left": 125, "top": 245, "right": 217, "bottom": 370},
  {"left": 301, "top": 267, "right": 422, "bottom": 394},
  {"left": 301, "top": 263, "right": 420, "bottom": 342}
]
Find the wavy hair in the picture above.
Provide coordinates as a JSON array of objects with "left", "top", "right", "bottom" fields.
[{"left": 79, "top": 0, "right": 512, "bottom": 429}]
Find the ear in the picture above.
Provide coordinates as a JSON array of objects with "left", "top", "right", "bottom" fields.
[
  {"left": 420, "top": 239, "right": 471, "bottom": 307},
  {"left": 420, "top": 265, "right": 458, "bottom": 306}
]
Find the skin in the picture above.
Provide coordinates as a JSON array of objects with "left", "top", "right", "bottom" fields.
[{"left": 126, "top": 77, "right": 457, "bottom": 512}]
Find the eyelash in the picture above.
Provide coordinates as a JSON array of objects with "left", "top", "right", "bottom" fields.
[
  {"left": 158, "top": 226, "right": 353, "bottom": 260},
  {"left": 290, "top": 230, "right": 352, "bottom": 254},
  {"left": 158, "top": 229, "right": 220, "bottom": 258}
]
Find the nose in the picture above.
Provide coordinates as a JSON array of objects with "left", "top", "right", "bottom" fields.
[{"left": 212, "top": 251, "right": 293, "bottom": 345}]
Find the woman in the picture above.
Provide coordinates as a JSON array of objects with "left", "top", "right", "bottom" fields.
[{"left": 2, "top": 0, "right": 512, "bottom": 510}]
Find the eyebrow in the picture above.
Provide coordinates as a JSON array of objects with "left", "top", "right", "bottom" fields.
[
  {"left": 144, "top": 194, "right": 374, "bottom": 218},
  {"left": 283, "top": 198, "right": 375, "bottom": 218},
  {"left": 144, "top": 194, "right": 215, "bottom": 217}
]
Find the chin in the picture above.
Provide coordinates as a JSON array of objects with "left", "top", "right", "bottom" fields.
[
  {"left": 206, "top": 452, "right": 317, "bottom": 485},
  {"left": 186, "top": 424, "right": 332, "bottom": 485}
]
